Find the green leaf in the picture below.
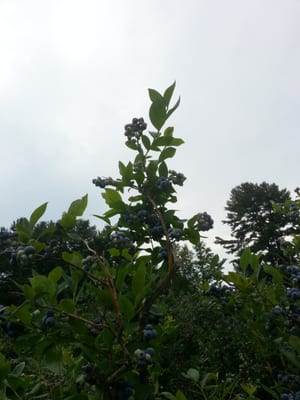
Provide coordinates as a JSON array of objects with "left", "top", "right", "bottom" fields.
[
  {"left": 68, "top": 194, "right": 88, "bottom": 217},
  {"left": 62, "top": 252, "right": 83, "bottom": 267},
  {"left": 29, "top": 202, "right": 48, "bottom": 230},
  {"left": 125, "top": 140, "right": 139, "bottom": 151},
  {"left": 176, "top": 390, "right": 187, "bottom": 400},
  {"left": 147, "top": 160, "right": 158, "bottom": 180},
  {"left": 240, "top": 384, "right": 257, "bottom": 396},
  {"left": 13, "top": 303, "right": 32, "bottom": 326},
  {"left": 42, "top": 345, "right": 63, "bottom": 373},
  {"left": 119, "top": 161, "right": 134, "bottom": 183},
  {"left": 186, "top": 368, "right": 200, "bottom": 383},
  {"left": 116, "top": 265, "right": 129, "bottom": 292},
  {"left": 29, "top": 275, "right": 56, "bottom": 300},
  {"left": 167, "top": 97, "right": 180, "bottom": 119},
  {"left": 119, "top": 295, "right": 134, "bottom": 321},
  {"left": 160, "top": 393, "right": 177, "bottom": 400},
  {"left": 149, "top": 99, "right": 167, "bottom": 131},
  {"left": 0, "top": 353, "right": 10, "bottom": 381},
  {"left": 153, "top": 136, "right": 173, "bottom": 147},
  {"left": 142, "top": 134, "right": 151, "bottom": 150},
  {"left": 148, "top": 88, "right": 164, "bottom": 103},
  {"left": 132, "top": 263, "right": 146, "bottom": 295},
  {"left": 171, "top": 138, "right": 184, "bottom": 146},
  {"left": 163, "top": 81, "right": 176, "bottom": 107},
  {"left": 159, "top": 161, "right": 168, "bottom": 178},
  {"left": 225, "top": 271, "right": 250, "bottom": 290},
  {"left": 164, "top": 126, "right": 174, "bottom": 137},
  {"left": 159, "top": 147, "right": 176, "bottom": 162},
  {"left": 240, "top": 248, "right": 252, "bottom": 270},
  {"left": 263, "top": 265, "right": 283, "bottom": 284},
  {"left": 61, "top": 213, "right": 76, "bottom": 229},
  {"left": 48, "top": 266, "right": 63, "bottom": 283},
  {"left": 289, "top": 335, "right": 300, "bottom": 355},
  {"left": 184, "top": 228, "right": 200, "bottom": 245},
  {"left": 102, "top": 188, "right": 125, "bottom": 210},
  {"left": 119, "top": 161, "right": 126, "bottom": 176},
  {"left": 12, "top": 362, "right": 25, "bottom": 377},
  {"left": 60, "top": 298, "right": 75, "bottom": 313}
]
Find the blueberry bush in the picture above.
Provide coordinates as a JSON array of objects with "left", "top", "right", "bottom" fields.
[{"left": 0, "top": 83, "right": 300, "bottom": 400}]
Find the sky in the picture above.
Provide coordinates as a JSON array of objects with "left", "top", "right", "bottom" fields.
[{"left": 0, "top": 0, "right": 299, "bottom": 265}]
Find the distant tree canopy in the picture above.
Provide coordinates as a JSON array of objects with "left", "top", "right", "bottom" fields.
[{"left": 215, "top": 182, "right": 296, "bottom": 266}]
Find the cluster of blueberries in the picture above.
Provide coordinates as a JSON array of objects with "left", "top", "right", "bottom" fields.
[
  {"left": 8, "top": 245, "right": 35, "bottom": 267},
  {"left": 0, "top": 231, "right": 17, "bottom": 240},
  {"left": 287, "top": 288, "right": 300, "bottom": 301},
  {"left": 42, "top": 309, "right": 55, "bottom": 327},
  {"left": 206, "top": 284, "right": 232, "bottom": 306},
  {"left": 266, "top": 302, "right": 300, "bottom": 336},
  {"left": 168, "top": 170, "right": 186, "bottom": 186},
  {"left": 156, "top": 177, "right": 170, "bottom": 191},
  {"left": 0, "top": 305, "right": 22, "bottom": 337},
  {"left": 143, "top": 324, "right": 157, "bottom": 341},
  {"left": 134, "top": 347, "right": 155, "bottom": 367},
  {"left": 110, "top": 231, "right": 132, "bottom": 249},
  {"left": 82, "top": 364, "right": 103, "bottom": 386},
  {"left": 92, "top": 176, "right": 115, "bottom": 189},
  {"left": 278, "top": 373, "right": 300, "bottom": 400},
  {"left": 197, "top": 212, "right": 214, "bottom": 231},
  {"left": 168, "top": 228, "right": 182, "bottom": 240},
  {"left": 124, "top": 117, "right": 147, "bottom": 142},
  {"left": 286, "top": 265, "right": 300, "bottom": 285},
  {"left": 159, "top": 247, "right": 168, "bottom": 260},
  {"left": 281, "top": 393, "right": 300, "bottom": 400}
]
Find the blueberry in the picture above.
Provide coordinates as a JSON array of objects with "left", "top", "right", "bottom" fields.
[{"left": 25, "top": 245, "right": 35, "bottom": 255}]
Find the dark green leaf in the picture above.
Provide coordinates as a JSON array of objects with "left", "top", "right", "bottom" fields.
[
  {"left": 119, "top": 295, "right": 134, "bottom": 320},
  {"left": 163, "top": 81, "right": 176, "bottom": 107},
  {"left": 167, "top": 97, "right": 181, "bottom": 119},
  {"left": 159, "top": 161, "right": 168, "bottom": 177},
  {"left": 159, "top": 147, "right": 176, "bottom": 162},
  {"left": 148, "top": 88, "right": 165, "bottom": 103},
  {"left": 149, "top": 99, "right": 167, "bottom": 131},
  {"left": 141, "top": 134, "right": 151, "bottom": 150}
]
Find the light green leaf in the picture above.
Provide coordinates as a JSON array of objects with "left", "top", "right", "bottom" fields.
[
  {"left": 48, "top": 266, "right": 63, "bottom": 283},
  {"left": 68, "top": 194, "right": 88, "bottom": 217},
  {"left": 176, "top": 390, "right": 187, "bottom": 400},
  {"left": 186, "top": 368, "right": 200, "bottom": 383},
  {"left": 60, "top": 299, "right": 75, "bottom": 313},
  {"left": 29, "top": 202, "right": 48, "bottom": 230},
  {"left": 102, "top": 188, "right": 125, "bottom": 210}
]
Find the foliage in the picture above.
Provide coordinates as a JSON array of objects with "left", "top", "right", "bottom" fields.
[{"left": 0, "top": 84, "right": 300, "bottom": 400}]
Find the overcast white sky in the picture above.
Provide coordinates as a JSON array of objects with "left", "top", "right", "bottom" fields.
[{"left": 0, "top": 0, "right": 299, "bottom": 262}]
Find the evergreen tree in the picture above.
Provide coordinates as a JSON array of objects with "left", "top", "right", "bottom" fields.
[{"left": 216, "top": 182, "right": 295, "bottom": 265}]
